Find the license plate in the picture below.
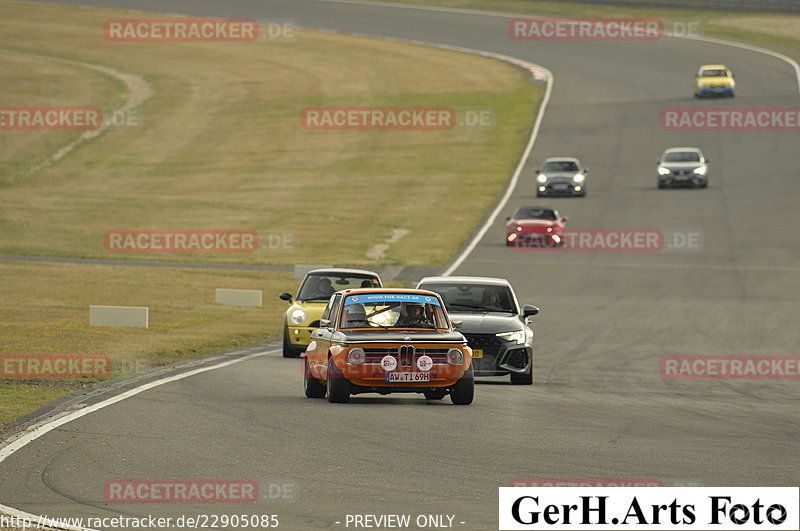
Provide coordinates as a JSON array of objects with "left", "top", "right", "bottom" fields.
[
  {"left": 472, "top": 349, "right": 484, "bottom": 359},
  {"left": 554, "top": 184, "right": 568, "bottom": 190},
  {"left": 386, "top": 372, "right": 430, "bottom": 382}
]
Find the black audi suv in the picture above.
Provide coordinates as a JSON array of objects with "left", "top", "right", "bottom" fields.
[{"left": 416, "top": 276, "right": 538, "bottom": 385}]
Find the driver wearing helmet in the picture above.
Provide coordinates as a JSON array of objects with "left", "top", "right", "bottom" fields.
[{"left": 395, "top": 303, "right": 434, "bottom": 328}]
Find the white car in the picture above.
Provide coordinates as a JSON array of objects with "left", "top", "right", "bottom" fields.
[
  {"left": 534, "top": 157, "right": 588, "bottom": 197},
  {"left": 657, "top": 147, "right": 709, "bottom": 189}
]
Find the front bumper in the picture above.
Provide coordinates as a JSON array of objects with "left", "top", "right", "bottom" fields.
[
  {"left": 463, "top": 333, "right": 532, "bottom": 377},
  {"left": 538, "top": 182, "right": 585, "bottom": 196},
  {"left": 659, "top": 169, "right": 707, "bottom": 187},
  {"left": 331, "top": 346, "right": 471, "bottom": 389},
  {"left": 507, "top": 232, "right": 563, "bottom": 247},
  {"left": 286, "top": 326, "right": 315, "bottom": 349}
]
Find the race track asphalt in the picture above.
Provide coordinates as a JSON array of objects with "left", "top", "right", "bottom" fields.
[{"left": 2, "top": 1, "right": 799, "bottom": 529}]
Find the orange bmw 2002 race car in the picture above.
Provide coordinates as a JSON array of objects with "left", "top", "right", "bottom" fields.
[{"left": 302, "top": 288, "right": 474, "bottom": 405}]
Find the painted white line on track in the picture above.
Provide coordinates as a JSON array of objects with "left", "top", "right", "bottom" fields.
[{"left": 0, "top": 348, "right": 278, "bottom": 531}]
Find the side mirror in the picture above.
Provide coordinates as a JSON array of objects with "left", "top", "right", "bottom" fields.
[
  {"left": 279, "top": 292, "right": 292, "bottom": 302},
  {"left": 705, "top": 159, "right": 710, "bottom": 163},
  {"left": 505, "top": 215, "right": 511, "bottom": 220},
  {"left": 320, "top": 318, "right": 331, "bottom": 328},
  {"left": 534, "top": 169, "right": 540, "bottom": 174},
  {"left": 561, "top": 216, "right": 569, "bottom": 222},
  {"left": 522, "top": 305, "right": 539, "bottom": 317},
  {"left": 452, "top": 320, "right": 463, "bottom": 329},
  {"left": 583, "top": 168, "right": 589, "bottom": 173}
]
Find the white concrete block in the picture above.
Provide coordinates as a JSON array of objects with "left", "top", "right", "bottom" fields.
[
  {"left": 215, "top": 288, "right": 262, "bottom": 308},
  {"left": 90, "top": 305, "right": 148, "bottom": 328}
]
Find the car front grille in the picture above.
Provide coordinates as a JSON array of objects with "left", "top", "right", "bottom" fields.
[
  {"left": 362, "top": 347, "right": 449, "bottom": 365},
  {"left": 463, "top": 333, "right": 502, "bottom": 370}
]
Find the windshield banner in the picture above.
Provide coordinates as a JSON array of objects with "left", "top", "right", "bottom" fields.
[{"left": 344, "top": 294, "right": 440, "bottom": 306}]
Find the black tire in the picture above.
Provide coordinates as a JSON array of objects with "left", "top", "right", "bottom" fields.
[
  {"left": 424, "top": 389, "right": 447, "bottom": 400},
  {"left": 658, "top": 181, "right": 666, "bottom": 189},
  {"left": 699, "top": 181, "right": 708, "bottom": 188},
  {"left": 326, "top": 359, "right": 350, "bottom": 403},
  {"left": 304, "top": 358, "right": 326, "bottom": 398},
  {"left": 282, "top": 327, "right": 302, "bottom": 358},
  {"left": 510, "top": 366, "right": 533, "bottom": 386},
  {"left": 450, "top": 367, "right": 474, "bottom": 405}
]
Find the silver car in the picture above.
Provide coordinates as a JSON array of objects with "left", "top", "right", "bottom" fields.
[
  {"left": 657, "top": 147, "right": 709, "bottom": 189},
  {"left": 535, "top": 157, "right": 588, "bottom": 197}
]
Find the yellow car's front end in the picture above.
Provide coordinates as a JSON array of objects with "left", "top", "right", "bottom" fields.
[
  {"left": 283, "top": 300, "right": 328, "bottom": 356},
  {"left": 279, "top": 268, "right": 382, "bottom": 357},
  {"left": 694, "top": 64, "right": 735, "bottom": 98}
]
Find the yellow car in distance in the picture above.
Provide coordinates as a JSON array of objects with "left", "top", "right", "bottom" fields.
[
  {"left": 279, "top": 268, "right": 382, "bottom": 357},
  {"left": 694, "top": 64, "right": 735, "bottom": 98}
]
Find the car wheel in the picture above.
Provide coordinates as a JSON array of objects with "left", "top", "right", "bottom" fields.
[
  {"left": 699, "top": 181, "right": 708, "bottom": 188},
  {"left": 304, "top": 358, "right": 326, "bottom": 398},
  {"left": 326, "top": 358, "right": 350, "bottom": 403},
  {"left": 424, "top": 389, "right": 447, "bottom": 400},
  {"left": 282, "top": 328, "right": 302, "bottom": 358},
  {"left": 450, "top": 367, "right": 474, "bottom": 405},
  {"left": 510, "top": 366, "right": 533, "bottom": 386},
  {"left": 658, "top": 180, "right": 666, "bottom": 189}
]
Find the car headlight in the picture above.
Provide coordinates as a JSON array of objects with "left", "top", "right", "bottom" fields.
[
  {"left": 657, "top": 166, "right": 671, "bottom": 176},
  {"left": 573, "top": 173, "right": 585, "bottom": 183},
  {"left": 446, "top": 348, "right": 464, "bottom": 365},
  {"left": 693, "top": 166, "right": 707, "bottom": 175},
  {"left": 496, "top": 329, "right": 526, "bottom": 345},
  {"left": 289, "top": 308, "right": 307, "bottom": 325},
  {"left": 536, "top": 175, "right": 547, "bottom": 183},
  {"left": 346, "top": 347, "right": 365, "bottom": 365}
]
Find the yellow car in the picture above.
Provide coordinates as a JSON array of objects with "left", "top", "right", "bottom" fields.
[
  {"left": 694, "top": 64, "right": 735, "bottom": 98},
  {"left": 279, "top": 268, "right": 382, "bottom": 357}
]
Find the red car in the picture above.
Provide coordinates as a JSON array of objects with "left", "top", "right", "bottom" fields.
[{"left": 505, "top": 206, "right": 568, "bottom": 247}]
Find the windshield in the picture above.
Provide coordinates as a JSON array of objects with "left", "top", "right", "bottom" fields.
[
  {"left": 419, "top": 283, "right": 517, "bottom": 314},
  {"left": 701, "top": 69, "right": 728, "bottom": 77},
  {"left": 513, "top": 207, "right": 557, "bottom": 220},
  {"left": 341, "top": 293, "right": 448, "bottom": 329},
  {"left": 542, "top": 160, "right": 578, "bottom": 172},
  {"left": 297, "top": 273, "right": 380, "bottom": 301},
  {"left": 663, "top": 152, "right": 701, "bottom": 163}
]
